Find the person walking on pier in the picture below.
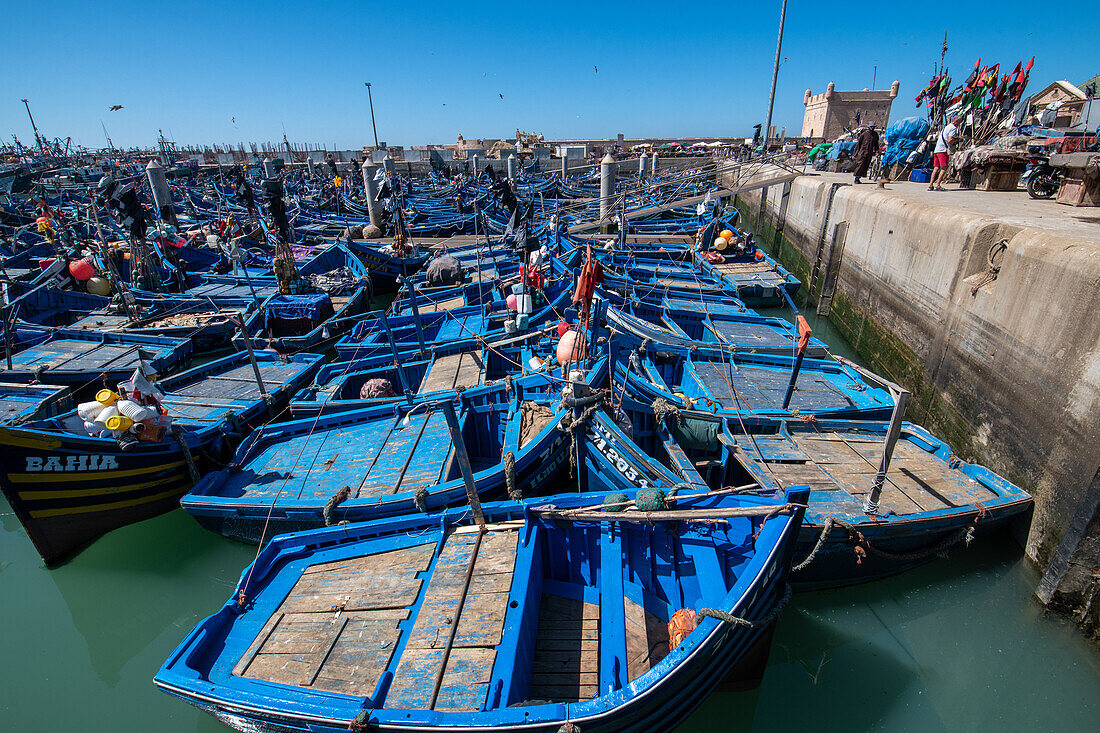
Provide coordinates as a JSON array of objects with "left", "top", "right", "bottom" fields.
[
  {"left": 852, "top": 122, "right": 879, "bottom": 184},
  {"left": 929, "top": 114, "right": 960, "bottom": 191}
]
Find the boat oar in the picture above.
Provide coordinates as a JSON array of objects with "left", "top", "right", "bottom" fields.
[{"left": 779, "top": 287, "right": 812, "bottom": 410}]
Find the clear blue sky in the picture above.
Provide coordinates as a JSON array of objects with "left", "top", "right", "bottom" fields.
[{"left": 0, "top": 1, "right": 1094, "bottom": 150}]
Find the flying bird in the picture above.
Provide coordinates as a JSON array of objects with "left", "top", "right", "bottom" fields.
[
  {"left": 108, "top": 105, "right": 123, "bottom": 111},
  {"left": 499, "top": 93, "right": 504, "bottom": 99},
  {"left": 594, "top": 65, "right": 598, "bottom": 73}
]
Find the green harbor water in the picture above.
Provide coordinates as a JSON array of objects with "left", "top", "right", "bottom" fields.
[{"left": 1, "top": 308, "right": 1098, "bottom": 732}]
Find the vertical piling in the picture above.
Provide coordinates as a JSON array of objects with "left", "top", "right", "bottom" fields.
[
  {"left": 599, "top": 153, "right": 616, "bottom": 222},
  {"left": 362, "top": 161, "right": 381, "bottom": 231},
  {"left": 507, "top": 154, "right": 516, "bottom": 183},
  {"left": 146, "top": 159, "right": 177, "bottom": 227},
  {"left": 262, "top": 157, "right": 275, "bottom": 178},
  {"left": 560, "top": 155, "right": 569, "bottom": 180},
  {"left": 651, "top": 152, "right": 659, "bottom": 176}
]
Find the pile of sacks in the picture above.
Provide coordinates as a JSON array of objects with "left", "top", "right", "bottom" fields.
[{"left": 66, "top": 368, "right": 174, "bottom": 450}]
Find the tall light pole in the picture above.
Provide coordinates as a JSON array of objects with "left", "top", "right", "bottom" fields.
[
  {"left": 21, "top": 98, "right": 46, "bottom": 157},
  {"left": 364, "top": 82, "right": 379, "bottom": 149},
  {"left": 763, "top": 0, "right": 788, "bottom": 153}
]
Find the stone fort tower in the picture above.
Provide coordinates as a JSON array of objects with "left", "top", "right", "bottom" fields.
[{"left": 802, "top": 80, "right": 900, "bottom": 140}]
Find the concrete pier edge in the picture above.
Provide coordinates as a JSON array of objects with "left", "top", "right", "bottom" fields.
[{"left": 722, "top": 163, "right": 1100, "bottom": 635}]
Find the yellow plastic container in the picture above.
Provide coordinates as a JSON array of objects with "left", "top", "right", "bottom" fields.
[
  {"left": 96, "top": 389, "right": 120, "bottom": 406},
  {"left": 105, "top": 414, "right": 134, "bottom": 432}
]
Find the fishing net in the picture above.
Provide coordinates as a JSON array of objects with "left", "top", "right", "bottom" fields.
[
  {"left": 359, "top": 378, "right": 396, "bottom": 399},
  {"left": 519, "top": 401, "right": 554, "bottom": 448},
  {"left": 425, "top": 255, "right": 464, "bottom": 286}
]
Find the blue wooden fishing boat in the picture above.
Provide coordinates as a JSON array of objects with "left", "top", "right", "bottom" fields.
[
  {"left": 180, "top": 358, "right": 605, "bottom": 542},
  {"left": 290, "top": 335, "right": 602, "bottom": 418},
  {"left": 3, "top": 327, "right": 193, "bottom": 395},
  {"left": 333, "top": 287, "right": 572, "bottom": 362},
  {"left": 67, "top": 307, "right": 243, "bottom": 352},
  {"left": 612, "top": 393, "right": 1033, "bottom": 589},
  {"left": 605, "top": 302, "right": 830, "bottom": 358},
  {"left": 344, "top": 238, "right": 430, "bottom": 291},
  {"left": 0, "top": 382, "right": 72, "bottom": 424},
  {"left": 613, "top": 339, "right": 894, "bottom": 421},
  {"left": 155, "top": 482, "right": 808, "bottom": 733},
  {"left": 0, "top": 351, "right": 323, "bottom": 564}
]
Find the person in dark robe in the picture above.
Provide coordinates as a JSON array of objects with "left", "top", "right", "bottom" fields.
[{"left": 853, "top": 121, "right": 879, "bottom": 184}]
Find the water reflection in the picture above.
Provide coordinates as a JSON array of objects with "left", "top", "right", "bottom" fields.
[
  {"left": 44, "top": 508, "right": 252, "bottom": 687},
  {"left": 680, "top": 534, "right": 1100, "bottom": 731}
]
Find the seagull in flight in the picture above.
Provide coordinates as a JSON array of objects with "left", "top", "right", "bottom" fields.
[{"left": 108, "top": 105, "right": 123, "bottom": 111}]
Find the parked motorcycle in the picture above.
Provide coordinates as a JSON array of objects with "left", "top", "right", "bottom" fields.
[{"left": 1023, "top": 151, "right": 1061, "bottom": 199}]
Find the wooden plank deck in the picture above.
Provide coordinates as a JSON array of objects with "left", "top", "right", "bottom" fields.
[
  {"left": 694, "top": 360, "right": 853, "bottom": 412},
  {"left": 416, "top": 296, "right": 467, "bottom": 314},
  {"left": 528, "top": 593, "right": 600, "bottom": 702},
  {"left": 386, "top": 530, "right": 518, "bottom": 712},
  {"left": 755, "top": 432, "right": 1001, "bottom": 516},
  {"left": 234, "top": 543, "right": 434, "bottom": 695},
  {"left": 714, "top": 261, "right": 774, "bottom": 275},
  {"left": 222, "top": 409, "right": 454, "bottom": 501},
  {"left": 419, "top": 352, "right": 484, "bottom": 394},
  {"left": 10, "top": 341, "right": 156, "bottom": 372},
  {"left": 625, "top": 598, "right": 669, "bottom": 683}
]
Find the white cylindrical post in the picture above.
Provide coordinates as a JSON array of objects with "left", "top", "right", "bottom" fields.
[
  {"left": 638, "top": 153, "right": 646, "bottom": 175},
  {"left": 599, "top": 153, "right": 616, "bottom": 221},
  {"left": 471, "top": 154, "right": 480, "bottom": 175},
  {"left": 560, "top": 155, "right": 568, "bottom": 179},
  {"left": 362, "top": 162, "right": 381, "bottom": 230},
  {"left": 306, "top": 156, "right": 315, "bottom": 178},
  {"left": 145, "top": 158, "right": 177, "bottom": 226},
  {"left": 651, "top": 152, "right": 658, "bottom": 175},
  {"left": 507, "top": 154, "right": 516, "bottom": 182},
  {"left": 262, "top": 157, "right": 275, "bottom": 178}
]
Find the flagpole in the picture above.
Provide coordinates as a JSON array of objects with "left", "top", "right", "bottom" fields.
[{"left": 763, "top": 0, "right": 788, "bottom": 154}]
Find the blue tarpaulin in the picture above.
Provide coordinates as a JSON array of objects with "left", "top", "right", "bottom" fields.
[
  {"left": 264, "top": 294, "right": 333, "bottom": 330},
  {"left": 828, "top": 141, "right": 857, "bottom": 160},
  {"left": 882, "top": 117, "right": 931, "bottom": 167}
]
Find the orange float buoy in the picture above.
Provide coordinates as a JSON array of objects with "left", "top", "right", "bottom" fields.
[
  {"left": 719, "top": 229, "right": 734, "bottom": 241},
  {"left": 68, "top": 258, "right": 95, "bottom": 281},
  {"left": 668, "top": 608, "right": 697, "bottom": 650},
  {"left": 556, "top": 329, "right": 587, "bottom": 366}
]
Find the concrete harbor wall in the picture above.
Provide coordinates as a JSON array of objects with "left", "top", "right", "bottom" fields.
[{"left": 722, "top": 165, "right": 1100, "bottom": 630}]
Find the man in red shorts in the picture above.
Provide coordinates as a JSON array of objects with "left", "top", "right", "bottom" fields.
[{"left": 929, "top": 114, "right": 960, "bottom": 191}]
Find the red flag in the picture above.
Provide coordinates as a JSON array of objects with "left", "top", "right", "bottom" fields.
[
  {"left": 964, "top": 58, "right": 981, "bottom": 90},
  {"left": 1024, "top": 56, "right": 1035, "bottom": 71}
]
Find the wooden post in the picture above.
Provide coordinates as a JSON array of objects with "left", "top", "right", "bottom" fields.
[
  {"left": 235, "top": 312, "right": 271, "bottom": 413},
  {"left": 439, "top": 399, "right": 485, "bottom": 527},
  {"left": 864, "top": 387, "right": 910, "bottom": 514},
  {"left": 379, "top": 311, "right": 414, "bottom": 405},
  {"left": 1, "top": 303, "right": 12, "bottom": 371},
  {"left": 402, "top": 277, "right": 427, "bottom": 357}
]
